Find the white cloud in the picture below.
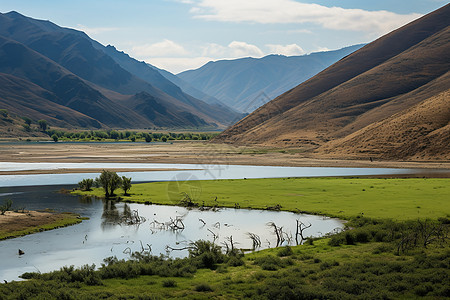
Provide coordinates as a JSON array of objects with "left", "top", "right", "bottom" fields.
[
  {"left": 189, "top": 0, "right": 422, "bottom": 36},
  {"left": 266, "top": 43, "right": 306, "bottom": 56},
  {"left": 228, "top": 41, "right": 264, "bottom": 57},
  {"left": 148, "top": 57, "right": 215, "bottom": 74},
  {"left": 202, "top": 41, "right": 264, "bottom": 58},
  {"left": 131, "top": 39, "right": 189, "bottom": 57},
  {"left": 75, "top": 24, "right": 118, "bottom": 35},
  {"left": 315, "top": 46, "right": 331, "bottom": 52}
]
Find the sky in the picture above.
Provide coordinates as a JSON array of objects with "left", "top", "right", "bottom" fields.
[{"left": 0, "top": 0, "right": 447, "bottom": 73}]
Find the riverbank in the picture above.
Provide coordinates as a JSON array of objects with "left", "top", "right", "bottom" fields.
[
  {"left": 1, "top": 141, "right": 449, "bottom": 171},
  {"left": 0, "top": 210, "right": 84, "bottom": 240}
]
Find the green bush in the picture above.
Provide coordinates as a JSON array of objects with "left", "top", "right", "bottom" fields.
[
  {"left": 194, "top": 283, "right": 213, "bottom": 292},
  {"left": 254, "top": 255, "right": 285, "bottom": 271},
  {"left": 277, "top": 246, "right": 293, "bottom": 257},
  {"left": 162, "top": 279, "right": 177, "bottom": 287}
]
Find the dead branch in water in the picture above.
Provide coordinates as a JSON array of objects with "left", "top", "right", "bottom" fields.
[
  {"left": 295, "top": 219, "right": 312, "bottom": 245},
  {"left": 267, "top": 222, "right": 285, "bottom": 247},
  {"left": 247, "top": 232, "right": 261, "bottom": 250}
]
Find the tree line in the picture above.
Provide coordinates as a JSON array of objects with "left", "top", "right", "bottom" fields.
[{"left": 47, "top": 130, "right": 219, "bottom": 142}]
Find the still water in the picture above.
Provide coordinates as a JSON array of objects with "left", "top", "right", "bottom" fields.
[
  {"left": 0, "top": 185, "right": 343, "bottom": 282},
  {"left": 0, "top": 162, "right": 425, "bottom": 187}
]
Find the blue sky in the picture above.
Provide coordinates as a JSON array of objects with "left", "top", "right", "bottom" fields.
[{"left": 0, "top": 0, "right": 447, "bottom": 73}]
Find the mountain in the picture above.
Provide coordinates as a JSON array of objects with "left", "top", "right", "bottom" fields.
[
  {"left": 215, "top": 4, "right": 450, "bottom": 160},
  {"left": 0, "top": 35, "right": 149, "bottom": 128},
  {"left": 0, "top": 11, "right": 240, "bottom": 130},
  {"left": 151, "top": 65, "right": 225, "bottom": 106},
  {"left": 100, "top": 45, "right": 241, "bottom": 125},
  {"left": 178, "top": 45, "right": 364, "bottom": 112},
  {"left": 0, "top": 72, "right": 102, "bottom": 129},
  {"left": 318, "top": 89, "right": 449, "bottom": 160}
]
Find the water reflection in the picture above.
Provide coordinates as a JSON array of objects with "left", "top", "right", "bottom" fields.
[
  {"left": 101, "top": 200, "right": 120, "bottom": 229},
  {"left": 0, "top": 185, "right": 344, "bottom": 282}
]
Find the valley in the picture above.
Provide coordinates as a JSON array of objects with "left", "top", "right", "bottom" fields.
[{"left": 0, "top": 2, "right": 448, "bottom": 299}]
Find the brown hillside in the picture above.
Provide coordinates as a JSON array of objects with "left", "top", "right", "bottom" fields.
[
  {"left": 318, "top": 89, "right": 450, "bottom": 160},
  {"left": 215, "top": 4, "right": 450, "bottom": 160},
  {"left": 0, "top": 73, "right": 102, "bottom": 128}
]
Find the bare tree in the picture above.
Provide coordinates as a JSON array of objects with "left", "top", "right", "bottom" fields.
[{"left": 295, "top": 220, "right": 312, "bottom": 245}]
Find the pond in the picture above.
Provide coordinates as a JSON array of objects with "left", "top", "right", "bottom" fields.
[{"left": 0, "top": 185, "right": 343, "bottom": 282}]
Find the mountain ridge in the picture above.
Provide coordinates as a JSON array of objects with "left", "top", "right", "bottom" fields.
[
  {"left": 0, "top": 11, "right": 240, "bottom": 130},
  {"left": 178, "top": 44, "right": 365, "bottom": 112},
  {"left": 214, "top": 4, "right": 450, "bottom": 161}
]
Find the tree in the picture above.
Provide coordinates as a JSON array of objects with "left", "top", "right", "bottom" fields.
[
  {"left": 78, "top": 178, "right": 94, "bottom": 191},
  {"left": 121, "top": 176, "right": 132, "bottom": 196},
  {"left": 38, "top": 119, "right": 48, "bottom": 131},
  {"left": 22, "top": 117, "right": 32, "bottom": 126},
  {"left": 109, "top": 130, "right": 119, "bottom": 140},
  {"left": 161, "top": 136, "right": 167, "bottom": 142},
  {"left": 97, "top": 170, "right": 122, "bottom": 197},
  {"left": 144, "top": 133, "right": 152, "bottom": 143},
  {"left": 51, "top": 134, "right": 58, "bottom": 142}
]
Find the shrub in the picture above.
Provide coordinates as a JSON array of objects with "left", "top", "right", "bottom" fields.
[
  {"left": 194, "top": 283, "right": 213, "bottom": 292},
  {"left": 278, "top": 246, "right": 293, "bottom": 257},
  {"left": 345, "top": 232, "right": 355, "bottom": 245},
  {"left": 189, "top": 240, "right": 224, "bottom": 269},
  {"left": 227, "top": 255, "right": 244, "bottom": 267},
  {"left": 162, "top": 279, "right": 177, "bottom": 287},
  {"left": 254, "top": 255, "right": 285, "bottom": 270},
  {"left": 0, "top": 199, "right": 13, "bottom": 215}
]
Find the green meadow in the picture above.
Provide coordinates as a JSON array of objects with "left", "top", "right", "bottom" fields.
[{"left": 74, "top": 177, "right": 450, "bottom": 220}]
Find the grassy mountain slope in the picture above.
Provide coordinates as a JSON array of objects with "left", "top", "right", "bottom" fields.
[{"left": 319, "top": 88, "right": 450, "bottom": 160}]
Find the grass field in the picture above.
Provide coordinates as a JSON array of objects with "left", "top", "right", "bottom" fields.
[{"left": 74, "top": 177, "right": 450, "bottom": 220}]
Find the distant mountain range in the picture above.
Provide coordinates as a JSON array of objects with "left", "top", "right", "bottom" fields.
[
  {"left": 0, "top": 11, "right": 241, "bottom": 130},
  {"left": 215, "top": 4, "right": 450, "bottom": 160},
  {"left": 178, "top": 45, "right": 364, "bottom": 113}
]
